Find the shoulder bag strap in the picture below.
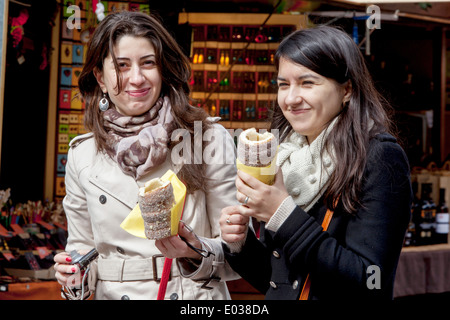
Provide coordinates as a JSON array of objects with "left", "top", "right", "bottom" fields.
[{"left": 299, "top": 201, "right": 337, "bottom": 300}]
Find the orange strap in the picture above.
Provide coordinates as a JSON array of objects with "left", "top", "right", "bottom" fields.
[{"left": 299, "top": 206, "right": 335, "bottom": 300}]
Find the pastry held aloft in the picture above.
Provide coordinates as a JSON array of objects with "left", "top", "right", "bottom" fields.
[
  {"left": 237, "top": 128, "right": 277, "bottom": 167},
  {"left": 237, "top": 128, "right": 278, "bottom": 185}
]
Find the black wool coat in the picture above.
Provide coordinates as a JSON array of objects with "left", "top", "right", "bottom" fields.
[{"left": 224, "top": 133, "right": 412, "bottom": 300}]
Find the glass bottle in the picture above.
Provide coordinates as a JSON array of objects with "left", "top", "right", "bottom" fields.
[
  {"left": 435, "top": 188, "right": 449, "bottom": 244},
  {"left": 417, "top": 183, "right": 436, "bottom": 245}
]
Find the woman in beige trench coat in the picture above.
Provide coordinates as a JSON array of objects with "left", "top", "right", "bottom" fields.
[{"left": 53, "top": 11, "right": 240, "bottom": 300}]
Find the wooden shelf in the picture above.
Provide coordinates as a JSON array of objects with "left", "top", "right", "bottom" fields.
[
  {"left": 179, "top": 12, "right": 307, "bottom": 29},
  {"left": 183, "top": 13, "right": 301, "bottom": 129},
  {"left": 193, "top": 41, "right": 280, "bottom": 50},
  {"left": 191, "top": 63, "right": 276, "bottom": 73},
  {"left": 219, "top": 121, "right": 270, "bottom": 130},
  {"left": 192, "top": 92, "right": 276, "bottom": 101}
]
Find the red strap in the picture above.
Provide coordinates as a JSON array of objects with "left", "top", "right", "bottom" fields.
[
  {"left": 299, "top": 203, "right": 336, "bottom": 300},
  {"left": 156, "top": 258, "right": 173, "bottom": 300},
  {"left": 252, "top": 218, "right": 260, "bottom": 239},
  {"left": 156, "top": 195, "right": 187, "bottom": 300}
]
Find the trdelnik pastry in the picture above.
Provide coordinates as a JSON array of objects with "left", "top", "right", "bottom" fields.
[
  {"left": 236, "top": 128, "right": 278, "bottom": 185},
  {"left": 138, "top": 178, "right": 175, "bottom": 240}
]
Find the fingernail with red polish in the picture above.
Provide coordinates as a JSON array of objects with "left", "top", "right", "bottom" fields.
[
  {"left": 71, "top": 267, "right": 76, "bottom": 273},
  {"left": 66, "top": 257, "right": 72, "bottom": 262}
]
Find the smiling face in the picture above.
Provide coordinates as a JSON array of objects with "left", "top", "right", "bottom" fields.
[
  {"left": 95, "top": 35, "right": 162, "bottom": 116},
  {"left": 277, "top": 57, "right": 352, "bottom": 142}
]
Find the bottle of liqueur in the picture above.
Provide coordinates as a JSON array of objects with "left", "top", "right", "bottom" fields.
[
  {"left": 219, "top": 101, "right": 230, "bottom": 120},
  {"left": 428, "top": 187, "right": 438, "bottom": 244},
  {"left": 435, "top": 188, "right": 449, "bottom": 244},
  {"left": 209, "top": 104, "right": 216, "bottom": 117},
  {"left": 404, "top": 201, "right": 416, "bottom": 246},
  {"left": 403, "top": 219, "right": 415, "bottom": 247},
  {"left": 417, "top": 183, "right": 437, "bottom": 245},
  {"left": 406, "top": 181, "right": 419, "bottom": 246}
]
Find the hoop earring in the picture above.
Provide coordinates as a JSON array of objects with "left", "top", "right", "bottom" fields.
[{"left": 99, "top": 93, "right": 109, "bottom": 111}]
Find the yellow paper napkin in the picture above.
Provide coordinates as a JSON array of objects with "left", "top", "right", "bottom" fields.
[
  {"left": 236, "top": 154, "right": 278, "bottom": 185},
  {"left": 120, "top": 170, "right": 187, "bottom": 239}
]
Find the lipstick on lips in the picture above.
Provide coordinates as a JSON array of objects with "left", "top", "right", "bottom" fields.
[
  {"left": 288, "top": 106, "right": 310, "bottom": 114},
  {"left": 127, "top": 88, "right": 150, "bottom": 97}
]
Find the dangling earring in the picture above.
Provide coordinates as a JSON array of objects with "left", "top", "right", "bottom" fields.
[{"left": 99, "top": 93, "right": 109, "bottom": 111}]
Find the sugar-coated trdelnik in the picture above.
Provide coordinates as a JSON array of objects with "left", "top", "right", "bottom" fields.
[
  {"left": 138, "top": 178, "right": 175, "bottom": 240},
  {"left": 236, "top": 128, "right": 278, "bottom": 185}
]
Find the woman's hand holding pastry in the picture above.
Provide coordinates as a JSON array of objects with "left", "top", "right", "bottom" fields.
[
  {"left": 155, "top": 221, "right": 202, "bottom": 260},
  {"left": 236, "top": 169, "right": 289, "bottom": 222}
]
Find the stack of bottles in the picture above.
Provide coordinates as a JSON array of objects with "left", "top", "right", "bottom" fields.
[{"left": 404, "top": 182, "right": 449, "bottom": 246}]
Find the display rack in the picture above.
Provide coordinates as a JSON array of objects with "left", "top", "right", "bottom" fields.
[{"left": 178, "top": 12, "right": 306, "bottom": 130}]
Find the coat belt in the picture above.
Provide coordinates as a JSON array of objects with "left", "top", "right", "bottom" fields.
[{"left": 97, "top": 255, "right": 179, "bottom": 282}]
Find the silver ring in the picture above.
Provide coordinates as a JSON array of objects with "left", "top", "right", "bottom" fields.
[
  {"left": 243, "top": 196, "right": 249, "bottom": 205},
  {"left": 226, "top": 215, "right": 231, "bottom": 224}
]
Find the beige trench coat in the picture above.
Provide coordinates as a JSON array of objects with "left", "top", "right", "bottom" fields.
[{"left": 63, "top": 123, "right": 240, "bottom": 300}]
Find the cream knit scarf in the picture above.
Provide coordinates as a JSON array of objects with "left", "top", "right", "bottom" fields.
[
  {"left": 276, "top": 117, "right": 338, "bottom": 212},
  {"left": 103, "top": 96, "right": 176, "bottom": 179}
]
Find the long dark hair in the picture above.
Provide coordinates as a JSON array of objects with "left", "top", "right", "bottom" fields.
[
  {"left": 271, "top": 25, "right": 395, "bottom": 213},
  {"left": 78, "top": 11, "right": 211, "bottom": 193}
]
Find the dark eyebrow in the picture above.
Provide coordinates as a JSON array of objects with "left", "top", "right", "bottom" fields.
[
  {"left": 116, "top": 54, "right": 156, "bottom": 61},
  {"left": 277, "top": 74, "right": 320, "bottom": 81}
]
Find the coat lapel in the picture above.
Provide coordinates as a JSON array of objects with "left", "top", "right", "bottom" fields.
[
  {"left": 89, "top": 155, "right": 138, "bottom": 209},
  {"left": 88, "top": 153, "right": 173, "bottom": 210}
]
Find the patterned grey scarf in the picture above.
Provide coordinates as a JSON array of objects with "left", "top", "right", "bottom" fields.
[{"left": 103, "top": 96, "right": 176, "bottom": 179}]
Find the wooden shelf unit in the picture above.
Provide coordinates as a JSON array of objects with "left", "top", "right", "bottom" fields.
[{"left": 179, "top": 12, "right": 306, "bottom": 131}]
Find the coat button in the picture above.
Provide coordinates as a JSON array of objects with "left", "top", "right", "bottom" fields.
[
  {"left": 307, "top": 175, "right": 317, "bottom": 184},
  {"left": 272, "top": 250, "right": 280, "bottom": 258},
  {"left": 269, "top": 281, "right": 277, "bottom": 289},
  {"left": 170, "top": 293, "right": 178, "bottom": 300},
  {"left": 99, "top": 195, "right": 107, "bottom": 204},
  {"left": 323, "top": 156, "right": 332, "bottom": 167},
  {"left": 121, "top": 295, "right": 130, "bottom": 300},
  {"left": 292, "top": 280, "right": 298, "bottom": 290},
  {"left": 116, "top": 247, "right": 125, "bottom": 254}
]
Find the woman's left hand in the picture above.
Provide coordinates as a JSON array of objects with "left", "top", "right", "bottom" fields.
[
  {"left": 236, "top": 168, "right": 289, "bottom": 222},
  {"left": 155, "top": 221, "right": 202, "bottom": 260}
]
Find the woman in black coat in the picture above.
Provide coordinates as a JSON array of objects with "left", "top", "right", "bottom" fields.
[{"left": 220, "top": 26, "right": 412, "bottom": 300}]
